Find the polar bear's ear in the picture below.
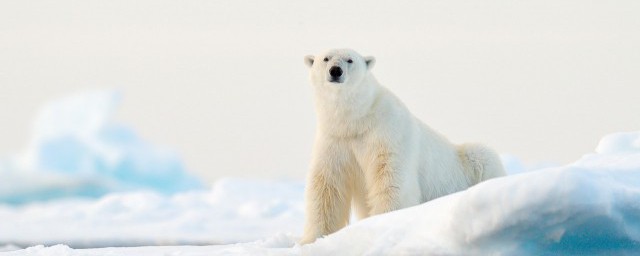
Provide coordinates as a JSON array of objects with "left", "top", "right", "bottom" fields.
[
  {"left": 364, "top": 56, "right": 376, "bottom": 70},
  {"left": 304, "top": 55, "right": 315, "bottom": 68}
]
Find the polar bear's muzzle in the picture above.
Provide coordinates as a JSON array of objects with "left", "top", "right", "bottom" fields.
[{"left": 328, "top": 66, "right": 344, "bottom": 83}]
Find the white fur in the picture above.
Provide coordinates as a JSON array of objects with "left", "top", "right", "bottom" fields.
[{"left": 300, "top": 49, "right": 506, "bottom": 244}]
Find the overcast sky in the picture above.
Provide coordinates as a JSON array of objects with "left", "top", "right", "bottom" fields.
[{"left": 1, "top": 0, "right": 639, "bottom": 182}]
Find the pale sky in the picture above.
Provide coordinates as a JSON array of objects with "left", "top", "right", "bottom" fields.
[{"left": 1, "top": 0, "right": 639, "bottom": 182}]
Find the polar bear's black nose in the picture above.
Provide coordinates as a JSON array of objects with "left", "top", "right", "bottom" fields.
[{"left": 329, "top": 66, "right": 343, "bottom": 78}]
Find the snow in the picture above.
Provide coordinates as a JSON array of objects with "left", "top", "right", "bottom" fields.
[
  {"left": 0, "top": 91, "right": 203, "bottom": 204},
  {"left": 0, "top": 178, "right": 304, "bottom": 248},
  {"left": 0, "top": 237, "right": 300, "bottom": 256},
  {"left": 304, "top": 157, "right": 640, "bottom": 254},
  {"left": 2, "top": 92, "right": 640, "bottom": 254},
  {"left": 302, "top": 132, "right": 640, "bottom": 255},
  {"left": 3, "top": 132, "right": 640, "bottom": 255}
]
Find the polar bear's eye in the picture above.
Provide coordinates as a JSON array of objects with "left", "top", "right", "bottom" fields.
[
  {"left": 323, "top": 57, "right": 329, "bottom": 62},
  {"left": 347, "top": 59, "right": 353, "bottom": 63}
]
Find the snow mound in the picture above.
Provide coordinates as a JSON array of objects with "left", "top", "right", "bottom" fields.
[
  {"left": 0, "top": 91, "right": 202, "bottom": 204},
  {"left": 304, "top": 148, "right": 640, "bottom": 255}
]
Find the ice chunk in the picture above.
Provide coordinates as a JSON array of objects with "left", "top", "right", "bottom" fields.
[
  {"left": 0, "top": 91, "right": 203, "bottom": 204},
  {"left": 595, "top": 131, "right": 640, "bottom": 154},
  {"left": 501, "top": 154, "right": 557, "bottom": 174}
]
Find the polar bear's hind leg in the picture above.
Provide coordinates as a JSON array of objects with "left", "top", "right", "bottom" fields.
[{"left": 458, "top": 143, "right": 506, "bottom": 184}]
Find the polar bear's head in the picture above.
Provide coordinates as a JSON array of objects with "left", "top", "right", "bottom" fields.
[{"left": 304, "top": 49, "right": 375, "bottom": 87}]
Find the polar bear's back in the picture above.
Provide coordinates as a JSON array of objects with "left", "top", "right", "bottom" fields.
[
  {"left": 373, "top": 91, "right": 471, "bottom": 202},
  {"left": 377, "top": 88, "right": 504, "bottom": 203},
  {"left": 413, "top": 122, "right": 476, "bottom": 201}
]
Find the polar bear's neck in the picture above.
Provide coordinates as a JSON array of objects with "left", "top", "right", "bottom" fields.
[{"left": 314, "top": 75, "right": 381, "bottom": 138}]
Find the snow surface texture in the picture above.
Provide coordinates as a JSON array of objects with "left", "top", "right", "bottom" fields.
[
  {"left": 2, "top": 131, "right": 640, "bottom": 255},
  {"left": 0, "top": 91, "right": 202, "bottom": 204},
  {"left": 0, "top": 178, "right": 304, "bottom": 248}
]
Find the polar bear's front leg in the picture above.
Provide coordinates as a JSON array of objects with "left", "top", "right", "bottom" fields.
[
  {"left": 301, "top": 153, "right": 352, "bottom": 244},
  {"left": 366, "top": 153, "right": 401, "bottom": 215}
]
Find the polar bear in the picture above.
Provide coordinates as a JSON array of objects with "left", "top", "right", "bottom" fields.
[{"left": 300, "top": 49, "right": 506, "bottom": 244}]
